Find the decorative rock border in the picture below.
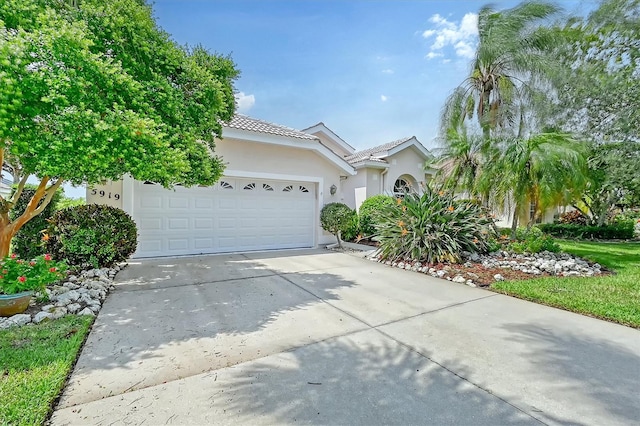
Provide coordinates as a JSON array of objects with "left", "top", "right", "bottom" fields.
[
  {"left": 366, "top": 250, "right": 603, "bottom": 287},
  {"left": 0, "top": 264, "right": 125, "bottom": 329}
]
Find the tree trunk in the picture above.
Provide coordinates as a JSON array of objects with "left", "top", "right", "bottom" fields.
[
  {"left": 336, "top": 230, "right": 343, "bottom": 248},
  {"left": 0, "top": 227, "right": 13, "bottom": 258},
  {"left": 510, "top": 206, "right": 519, "bottom": 240}
]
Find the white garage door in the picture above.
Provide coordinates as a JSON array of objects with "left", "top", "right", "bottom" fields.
[{"left": 132, "top": 177, "right": 316, "bottom": 258}]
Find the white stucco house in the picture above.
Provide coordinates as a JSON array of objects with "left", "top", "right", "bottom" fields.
[
  {"left": 88, "top": 115, "right": 433, "bottom": 258},
  {"left": 302, "top": 123, "right": 434, "bottom": 211}
]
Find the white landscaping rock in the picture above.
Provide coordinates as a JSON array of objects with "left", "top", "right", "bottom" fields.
[
  {"left": 78, "top": 307, "right": 95, "bottom": 317},
  {"left": 67, "top": 303, "right": 82, "bottom": 314},
  {"left": 34, "top": 311, "right": 54, "bottom": 323},
  {"left": 452, "top": 275, "right": 466, "bottom": 283},
  {"left": 494, "top": 274, "right": 505, "bottom": 282},
  {"left": 7, "top": 314, "right": 31, "bottom": 327}
]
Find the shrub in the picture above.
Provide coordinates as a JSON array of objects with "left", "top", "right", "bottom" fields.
[
  {"left": 320, "top": 203, "right": 356, "bottom": 247},
  {"left": 375, "top": 187, "right": 496, "bottom": 264},
  {"left": 558, "top": 210, "right": 588, "bottom": 225},
  {"left": 358, "top": 195, "right": 395, "bottom": 238},
  {"left": 0, "top": 254, "right": 67, "bottom": 295},
  {"left": 10, "top": 185, "right": 62, "bottom": 260},
  {"left": 45, "top": 204, "right": 138, "bottom": 268},
  {"left": 506, "top": 227, "right": 560, "bottom": 253},
  {"left": 537, "top": 222, "right": 635, "bottom": 240},
  {"left": 341, "top": 213, "right": 360, "bottom": 242}
]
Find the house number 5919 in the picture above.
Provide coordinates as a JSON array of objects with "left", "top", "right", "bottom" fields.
[{"left": 91, "top": 189, "right": 121, "bottom": 200}]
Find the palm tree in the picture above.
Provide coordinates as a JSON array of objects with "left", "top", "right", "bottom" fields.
[
  {"left": 441, "top": 1, "right": 561, "bottom": 139},
  {"left": 486, "top": 133, "right": 587, "bottom": 236},
  {"left": 433, "top": 119, "right": 488, "bottom": 199}
]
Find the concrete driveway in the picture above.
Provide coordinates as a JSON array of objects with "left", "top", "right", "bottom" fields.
[{"left": 51, "top": 249, "right": 640, "bottom": 425}]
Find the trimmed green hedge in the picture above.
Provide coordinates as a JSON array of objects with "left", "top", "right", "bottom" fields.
[
  {"left": 45, "top": 204, "right": 138, "bottom": 268},
  {"left": 537, "top": 222, "right": 635, "bottom": 240}
]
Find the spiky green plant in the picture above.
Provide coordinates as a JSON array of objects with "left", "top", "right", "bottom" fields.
[{"left": 376, "top": 187, "right": 496, "bottom": 264}]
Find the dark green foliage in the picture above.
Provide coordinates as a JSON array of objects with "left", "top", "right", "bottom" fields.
[
  {"left": 358, "top": 195, "right": 395, "bottom": 238},
  {"left": 10, "top": 185, "right": 61, "bottom": 259},
  {"left": 45, "top": 204, "right": 138, "bottom": 268},
  {"left": 537, "top": 222, "right": 635, "bottom": 240},
  {"left": 507, "top": 227, "right": 560, "bottom": 253},
  {"left": 341, "top": 214, "right": 360, "bottom": 242},
  {"left": 320, "top": 203, "right": 357, "bottom": 246},
  {"left": 376, "top": 187, "right": 496, "bottom": 264}
]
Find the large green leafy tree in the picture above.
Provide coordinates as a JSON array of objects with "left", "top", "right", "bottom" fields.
[
  {"left": 576, "top": 142, "right": 640, "bottom": 225},
  {"left": 441, "top": 1, "right": 561, "bottom": 139},
  {"left": 551, "top": 0, "right": 640, "bottom": 142},
  {"left": 0, "top": 0, "right": 238, "bottom": 257}
]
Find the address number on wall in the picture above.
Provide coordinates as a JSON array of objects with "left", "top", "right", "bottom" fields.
[{"left": 90, "top": 189, "right": 121, "bottom": 200}]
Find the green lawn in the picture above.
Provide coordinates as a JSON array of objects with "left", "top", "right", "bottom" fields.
[
  {"left": 0, "top": 316, "right": 93, "bottom": 426},
  {"left": 492, "top": 240, "right": 640, "bottom": 328}
]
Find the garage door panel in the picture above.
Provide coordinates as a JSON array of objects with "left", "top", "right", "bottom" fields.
[
  {"left": 168, "top": 218, "right": 189, "bottom": 230},
  {"left": 194, "top": 218, "right": 214, "bottom": 230},
  {"left": 132, "top": 178, "right": 315, "bottom": 257},
  {"left": 194, "top": 198, "right": 214, "bottom": 209}
]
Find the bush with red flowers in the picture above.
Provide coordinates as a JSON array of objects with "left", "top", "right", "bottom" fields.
[{"left": 0, "top": 254, "right": 67, "bottom": 295}]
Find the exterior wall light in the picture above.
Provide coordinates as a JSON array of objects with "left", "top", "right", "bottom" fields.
[{"left": 330, "top": 184, "right": 337, "bottom": 195}]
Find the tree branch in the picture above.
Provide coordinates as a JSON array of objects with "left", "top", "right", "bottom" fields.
[
  {"left": 9, "top": 174, "right": 29, "bottom": 206},
  {"left": 32, "top": 179, "right": 63, "bottom": 217},
  {"left": 10, "top": 177, "right": 50, "bottom": 234}
]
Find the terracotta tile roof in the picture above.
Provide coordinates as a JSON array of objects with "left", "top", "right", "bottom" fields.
[
  {"left": 344, "top": 136, "right": 414, "bottom": 164},
  {"left": 224, "top": 114, "right": 317, "bottom": 141}
]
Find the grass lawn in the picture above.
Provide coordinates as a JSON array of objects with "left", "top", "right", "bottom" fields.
[
  {"left": 492, "top": 240, "right": 640, "bottom": 328},
  {"left": 0, "top": 316, "right": 93, "bottom": 426}
]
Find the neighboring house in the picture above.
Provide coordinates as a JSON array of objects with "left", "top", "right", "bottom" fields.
[
  {"left": 88, "top": 115, "right": 433, "bottom": 258},
  {"left": 0, "top": 165, "right": 13, "bottom": 199}
]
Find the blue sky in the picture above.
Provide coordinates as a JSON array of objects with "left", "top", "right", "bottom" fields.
[
  {"left": 152, "top": 0, "right": 591, "bottom": 150},
  {"left": 64, "top": 0, "right": 593, "bottom": 198}
]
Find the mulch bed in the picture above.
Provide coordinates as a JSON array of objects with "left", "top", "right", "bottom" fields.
[{"left": 425, "top": 262, "right": 551, "bottom": 287}]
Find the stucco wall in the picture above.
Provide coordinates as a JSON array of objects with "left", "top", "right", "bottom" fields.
[
  {"left": 341, "top": 170, "right": 367, "bottom": 210},
  {"left": 86, "top": 180, "right": 123, "bottom": 208},
  {"left": 384, "top": 147, "right": 430, "bottom": 194}
]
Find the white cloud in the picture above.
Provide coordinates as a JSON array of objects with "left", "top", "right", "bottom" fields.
[
  {"left": 380, "top": 95, "right": 388, "bottom": 102},
  {"left": 235, "top": 92, "right": 255, "bottom": 113},
  {"left": 381, "top": 69, "right": 394, "bottom": 74},
  {"left": 422, "top": 12, "right": 478, "bottom": 60}
]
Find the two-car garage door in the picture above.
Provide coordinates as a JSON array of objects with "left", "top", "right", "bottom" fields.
[{"left": 131, "top": 177, "right": 316, "bottom": 258}]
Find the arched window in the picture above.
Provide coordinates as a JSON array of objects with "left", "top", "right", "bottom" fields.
[{"left": 393, "top": 178, "right": 411, "bottom": 196}]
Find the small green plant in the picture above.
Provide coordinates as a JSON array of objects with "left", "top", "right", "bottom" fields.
[
  {"left": 10, "top": 185, "right": 62, "bottom": 260},
  {"left": 320, "top": 203, "right": 357, "bottom": 248},
  {"left": 45, "top": 204, "right": 138, "bottom": 268},
  {"left": 0, "top": 254, "right": 67, "bottom": 295},
  {"left": 505, "top": 227, "right": 560, "bottom": 253},
  {"left": 358, "top": 195, "right": 395, "bottom": 238},
  {"left": 376, "top": 186, "right": 496, "bottom": 263}
]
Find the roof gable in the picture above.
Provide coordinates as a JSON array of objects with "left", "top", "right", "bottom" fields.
[
  {"left": 301, "top": 122, "right": 356, "bottom": 155},
  {"left": 222, "top": 114, "right": 355, "bottom": 176},
  {"left": 345, "top": 136, "right": 431, "bottom": 166}
]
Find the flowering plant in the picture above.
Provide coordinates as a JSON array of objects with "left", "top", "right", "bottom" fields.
[{"left": 0, "top": 254, "right": 67, "bottom": 295}]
